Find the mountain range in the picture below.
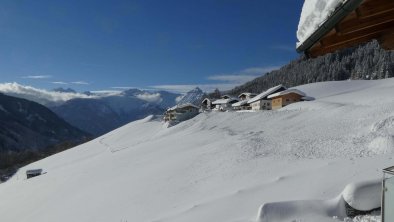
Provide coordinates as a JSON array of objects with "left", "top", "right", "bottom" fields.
[
  {"left": 50, "top": 89, "right": 179, "bottom": 136},
  {"left": 0, "top": 93, "right": 89, "bottom": 152},
  {"left": 0, "top": 84, "right": 194, "bottom": 136}
]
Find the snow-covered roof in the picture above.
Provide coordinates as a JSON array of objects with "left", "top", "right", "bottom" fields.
[
  {"left": 267, "top": 89, "right": 306, "bottom": 99},
  {"left": 248, "top": 85, "right": 287, "bottom": 104},
  {"left": 201, "top": 98, "right": 211, "bottom": 103},
  {"left": 297, "top": 0, "right": 348, "bottom": 47},
  {"left": 232, "top": 100, "right": 249, "bottom": 107},
  {"left": 167, "top": 103, "right": 200, "bottom": 111},
  {"left": 238, "top": 92, "right": 257, "bottom": 98},
  {"left": 212, "top": 98, "right": 239, "bottom": 105}
]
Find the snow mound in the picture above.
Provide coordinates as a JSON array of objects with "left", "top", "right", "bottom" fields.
[
  {"left": 342, "top": 180, "right": 381, "bottom": 211},
  {"left": 256, "top": 197, "right": 345, "bottom": 222},
  {"left": 257, "top": 180, "right": 381, "bottom": 222}
]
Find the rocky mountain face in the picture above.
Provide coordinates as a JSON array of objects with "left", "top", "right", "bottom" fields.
[
  {"left": 0, "top": 93, "right": 90, "bottom": 152},
  {"left": 50, "top": 89, "right": 180, "bottom": 136},
  {"left": 176, "top": 87, "right": 206, "bottom": 106},
  {"left": 227, "top": 40, "right": 394, "bottom": 96}
]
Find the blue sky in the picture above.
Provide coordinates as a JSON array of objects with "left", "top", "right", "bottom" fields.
[{"left": 0, "top": 0, "right": 303, "bottom": 93}]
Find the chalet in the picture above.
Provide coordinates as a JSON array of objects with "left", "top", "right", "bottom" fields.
[
  {"left": 238, "top": 92, "right": 257, "bottom": 101},
  {"left": 297, "top": 0, "right": 394, "bottom": 57},
  {"left": 26, "top": 169, "right": 43, "bottom": 179},
  {"left": 212, "top": 98, "right": 239, "bottom": 111},
  {"left": 164, "top": 103, "right": 200, "bottom": 123},
  {"left": 232, "top": 92, "right": 257, "bottom": 110},
  {"left": 232, "top": 100, "right": 250, "bottom": 111},
  {"left": 201, "top": 98, "right": 214, "bottom": 111},
  {"left": 267, "top": 89, "right": 307, "bottom": 110},
  {"left": 247, "top": 85, "right": 287, "bottom": 111}
]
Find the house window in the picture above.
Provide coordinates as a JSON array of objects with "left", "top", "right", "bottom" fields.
[{"left": 286, "top": 99, "right": 290, "bottom": 102}]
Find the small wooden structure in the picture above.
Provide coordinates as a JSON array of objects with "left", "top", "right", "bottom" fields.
[
  {"left": 297, "top": 0, "right": 394, "bottom": 57},
  {"left": 267, "top": 89, "right": 306, "bottom": 110},
  {"left": 26, "top": 169, "right": 43, "bottom": 179},
  {"left": 247, "top": 85, "right": 287, "bottom": 111}
]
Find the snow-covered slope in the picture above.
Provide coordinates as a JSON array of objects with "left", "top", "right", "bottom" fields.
[{"left": 1, "top": 79, "right": 394, "bottom": 222}]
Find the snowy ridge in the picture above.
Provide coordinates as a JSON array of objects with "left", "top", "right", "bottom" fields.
[
  {"left": 1, "top": 79, "right": 394, "bottom": 221},
  {"left": 176, "top": 87, "right": 205, "bottom": 106}
]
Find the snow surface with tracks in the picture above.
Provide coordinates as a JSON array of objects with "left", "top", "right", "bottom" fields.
[{"left": 1, "top": 79, "right": 394, "bottom": 222}]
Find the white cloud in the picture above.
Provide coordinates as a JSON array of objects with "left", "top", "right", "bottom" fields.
[
  {"left": 206, "top": 66, "right": 280, "bottom": 85},
  {"left": 21, "top": 75, "right": 52, "bottom": 79},
  {"left": 136, "top": 93, "right": 163, "bottom": 103},
  {"left": 241, "top": 66, "right": 279, "bottom": 74},
  {"left": 0, "top": 82, "right": 97, "bottom": 106},
  {"left": 51, "top": 81, "right": 68, "bottom": 85},
  {"left": 151, "top": 83, "right": 237, "bottom": 94},
  {"left": 151, "top": 66, "right": 281, "bottom": 93},
  {"left": 111, "top": 86, "right": 136, "bottom": 90},
  {"left": 71, "top": 81, "right": 89, "bottom": 85},
  {"left": 207, "top": 75, "right": 258, "bottom": 84}
]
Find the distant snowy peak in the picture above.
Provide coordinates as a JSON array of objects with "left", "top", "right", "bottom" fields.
[
  {"left": 52, "top": 87, "right": 77, "bottom": 94},
  {"left": 177, "top": 87, "right": 206, "bottom": 106}
]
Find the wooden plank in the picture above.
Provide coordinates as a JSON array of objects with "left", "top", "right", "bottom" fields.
[
  {"left": 321, "top": 21, "right": 394, "bottom": 46},
  {"left": 337, "top": 11, "right": 394, "bottom": 34},
  {"left": 357, "top": 0, "right": 394, "bottom": 19},
  {"left": 309, "top": 32, "right": 387, "bottom": 57}
]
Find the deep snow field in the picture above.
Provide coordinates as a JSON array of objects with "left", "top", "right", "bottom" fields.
[{"left": 1, "top": 79, "right": 394, "bottom": 222}]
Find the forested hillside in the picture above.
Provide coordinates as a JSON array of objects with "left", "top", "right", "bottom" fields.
[{"left": 228, "top": 40, "right": 394, "bottom": 95}]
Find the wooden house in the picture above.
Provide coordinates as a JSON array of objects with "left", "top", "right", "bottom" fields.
[
  {"left": 247, "top": 85, "right": 287, "bottom": 111},
  {"left": 164, "top": 103, "right": 200, "bottom": 123},
  {"left": 297, "top": 0, "right": 394, "bottom": 57},
  {"left": 238, "top": 92, "right": 257, "bottom": 101},
  {"left": 267, "top": 89, "right": 307, "bottom": 110},
  {"left": 232, "top": 92, "right": 257, "bottom": 110},
  {"left": 212, "top": 98, "right": 239, "bottom": 111}
]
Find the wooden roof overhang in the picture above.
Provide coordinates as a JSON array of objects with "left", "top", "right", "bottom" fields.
[{"left": 296, "top": 0, "right": 394, "bottom": 57}]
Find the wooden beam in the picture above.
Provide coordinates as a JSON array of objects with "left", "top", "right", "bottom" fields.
[
  {"left": 337, "top": 12, "right": 394, "bottom": 35},
  {"left": 357, "top": 0, "right": 394, "bottom": 19},
  {"left": 321, "top": 21, "right": 394, "bottom": 47}
]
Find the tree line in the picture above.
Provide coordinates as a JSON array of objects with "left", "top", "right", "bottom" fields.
[{"left": 213, "top": 40, "right": 394, "bottom": 97}]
